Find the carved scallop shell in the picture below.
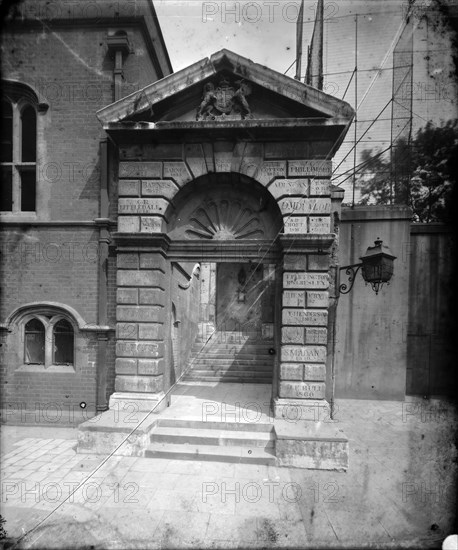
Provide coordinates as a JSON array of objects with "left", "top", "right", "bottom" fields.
[{"left": 185, "top": 199, "right": 264, "bottom": 240}]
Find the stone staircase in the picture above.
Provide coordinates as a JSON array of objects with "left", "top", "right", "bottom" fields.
[
  {"left": 145, "top": 417, "right": 276, "bottom": 465},
  {"left": 181, "top": 331, "right": 275, "bottom": 384}
]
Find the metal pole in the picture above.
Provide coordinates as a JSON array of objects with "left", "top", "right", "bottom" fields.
[{"left": 352, "top": 14, "right": 358, "bottom": 207}]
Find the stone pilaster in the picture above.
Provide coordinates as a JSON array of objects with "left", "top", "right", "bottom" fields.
[
  {"left": 110, "top": 248, "right": 169, "bottom": 412},
  {"left": 273, "top": 159, "right": 334, "bottom": 421}
]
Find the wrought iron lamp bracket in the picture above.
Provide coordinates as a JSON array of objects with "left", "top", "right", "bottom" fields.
[{"left": 338, "top": 263, "right": 363, "bottom": 295}]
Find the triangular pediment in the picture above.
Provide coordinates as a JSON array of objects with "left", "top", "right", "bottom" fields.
[{"left": 97, "top": 49, "right": 354, "bottom": 125}]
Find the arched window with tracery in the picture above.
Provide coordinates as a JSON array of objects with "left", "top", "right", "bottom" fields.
[{"left": 1, "top": 82, "right": 38, "bottom": 213}]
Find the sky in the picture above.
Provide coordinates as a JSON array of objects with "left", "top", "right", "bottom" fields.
[{"left": 154, "top": 0, "right": 457, "bottom": 202}]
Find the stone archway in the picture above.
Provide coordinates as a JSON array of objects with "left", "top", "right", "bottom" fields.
[{"left": 164, "top": 173, "right": 283, "bottom": 386}]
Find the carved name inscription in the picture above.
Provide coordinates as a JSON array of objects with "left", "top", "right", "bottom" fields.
[
  {"left": 310, "top": 179, "right": 331, "bottom": 196},
  {"left": 279, "top": 198, "right": 331, "bottom": 215},
  {"left": 283, "top": 216, "right": 307, "bottom": 234},
  {"left": 163, "top": 162, "right": 191, "bottom": 185},
  {"left": 255, "top": 161, "right": 286, "bottom": 185},
  {"left": 269, "top": 178, "right": 309, "bottom": 199},
  {"left": 283, "top": 272, "right": 329, "bottom": 289},
  {"left": 307, "top": 291, "right": 329, "bottom": 308},
  {"left": 288, "top": 160, "right": 332, "bottom": 177},
  {"left": 305, "top": 327, "right": 328, "bottom": 344},
  {"left": 119, "top": 162, "right": 162, "bottom": 179},
  {"left": 283, "top": 291, "right": 306, "bottom": 308},
  {"left": 309, "top": 216, "right": 331, "bottom": 233},
  {"left": 279, "top": 381, "right": 325, "bottom": 399},
  {"left": 282, "top": 309, "right": 328, "bottom": 326},
  {"left": 119, "top": 198, "right": 168, "bottom": 215},
  {"left": 142, "top": 180, "right": 178, "bottom": 200},
  {"left": 281, "top": 345, "right": 327, "bottom": 363},
  {"left": 116, "top": 341, "right": 161, "bottom": 357},
  {"left": 140, "top": 216, "right": 163, "bottom": 233}
]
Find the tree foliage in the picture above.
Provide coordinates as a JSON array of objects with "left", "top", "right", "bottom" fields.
[{"left": 357, "top": 119, "right": 458, "bottom": 223}]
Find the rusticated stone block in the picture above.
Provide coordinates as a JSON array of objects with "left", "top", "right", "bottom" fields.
[
  {"left": 117, "top": 322, "right": 138, "bottom": 339},
  {"left": 138, "top": 359, "right": 165, "bottom": 376},
  {"left": 119, "top": 198, "right": 168, "bottom": 215},
  {"left": 306, "top": 291, "right": 329, "bottom": 308},
  {"left": 281, "top": 345, "right": 327, "bottom": 363},
  {"left": 303, "top": 363, "right": 326, "bottom": 381},
  {"left": 185, "top": 144, "right": 207, "bottom": 179},
  {"left": 142, "top": 180, "right": 179, "bottom": 200},
  {"left": 279, "top": 381, "right": 326, "bottom": 399},
  {"left": 117, "top": 270, "right": 164, "bottom": 288},
  {"left": 255, "top": 161, "right": 286, "bottom": 186},
  {"left": 309, "top": 216, "right": 331, "bottom": 234},
  {"left": 115, "top": 358, "right": 137, "bottom": 375},
  {"left": 283, "top": 254, "right": 307, "bottom": 271},
  {"left": 117, "top": 306, "right": 163, "bottom": 323},
  {"left": 268, "top": 178, "right": 309, "bottom": 200},
  {"left": 118, "top": 216, "right": 140, "bottom": 233},
  {"left": 281, "top": 327, "right": 305, "bottom": 344},
  {"left": 139, "top": 288, "right": 165, "bottom": 306},
  {"left": 282, "top": 309, "right": 328, "bottom": 326},
  {"left": 305, "top": 327, "right": 328, "bottom": 344},
  {"left": 280, "top": 363, "right": 303, "bottom": 381},
  {"left": 115, "top": 375, "right": 164, "bottom": 393},
  {"left": 308, "top": 254, "right": 331, "bottom": 271},
  {"left": 264, "top": 142, "right": 308, "bottom": 159},
  {"left": 139, "top": 253, "right": 167, "bottom": 272},
  {"left": 283, "top": 216, "right": 308, "bottom": 234},
  {"left": 283, "top": 272, "right": 329, "bottom": 289},
  {"left": 117, "top": 289, "right": 138, "bottom": 305},
  {"left": 280, "top": 198, "right": 331, "bottom": 215},
  {"left": 140, "top": 216, "right": 163, "bottom": 233},
  {"left": 119, "top": 162, "right": 162, "bottom": 179},
  {"left": 117, "top": 253, "right": 139, "bottom": 269},
  {"left": 309, "top": 179, "right": 331, "bottom": 196},
  {"left": 138, "top": 323, "right": 164, "bottom": 340},
  {"left": 163, "top": 162, "right": 191, "bottom": 186},
  {"left": 119, "top": 180, "right": 140, "bottom": 197},
  {"left": 288, "top": 160, "right": 332, "bottom": 178},
  {"left": 283, "top": 291, "right": 306, "bottom": 308},
  {"left": 116, "top": 341, "right": 164, "bottom": 358}
]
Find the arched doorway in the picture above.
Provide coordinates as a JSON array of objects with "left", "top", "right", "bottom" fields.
[{"left": 166, "top": 173, "right": 283, "bottom": 385}]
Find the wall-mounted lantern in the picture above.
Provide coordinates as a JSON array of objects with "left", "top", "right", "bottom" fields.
[{"left": 338, "top": 238, "right": 397, "bottom": 296}]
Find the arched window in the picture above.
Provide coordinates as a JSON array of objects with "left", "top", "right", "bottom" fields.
[
  {"left": 53, "top": 319, "right": 74, "bottom": 365},
  {"left": 24, "top": 318, "right": 45, "bottom": 364},
  {"left": 1, "top": 82, "right": 38, "bottom": 213}
]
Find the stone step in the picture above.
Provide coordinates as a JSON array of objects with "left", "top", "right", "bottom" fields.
[
  {"left": 157, "top": 418, "right": 274, "bottom": 433},
  {"left": 144, "top": 442, "right": 276, "bottom": 465},
  {"left": 192, "top": 348, "right": 274, "bottom": 353},
  {"left": 182, "top": 375, "right": 273, "bottom": 384},
  {"left": 150, "top": 427, "right": 275, "bottom": 448},
  {"left": 190, "top": 354, "right": 275, "bottom": 361},
  {"left": 190, "top": 354, "right": 274, "bottom": 366},
  {"left": 186, "top": 369, "right": 273, "bottom": 377},
  {"left": 188, "top": 364, "right": 274, "bottom": 371}
]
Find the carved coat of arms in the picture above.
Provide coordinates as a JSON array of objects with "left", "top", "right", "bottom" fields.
[{"left": 196, "top": 77, "right": 252, "bottom": 121}]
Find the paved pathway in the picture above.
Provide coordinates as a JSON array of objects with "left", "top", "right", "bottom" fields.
[{"left": 0, "top": 398, "right": 456, "bottom": 548}]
